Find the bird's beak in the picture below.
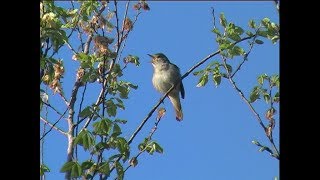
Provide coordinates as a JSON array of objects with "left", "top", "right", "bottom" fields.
[{"left": 148, "top": 54, "right": 154, "bottom": 63}]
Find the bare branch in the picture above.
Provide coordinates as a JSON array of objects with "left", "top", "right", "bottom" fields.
[
  {"left": 40, "top": 117, "right": 67, "bottom": 136},
  {"left": 40, "top": 107, "right": 69, "bottom": 140}
]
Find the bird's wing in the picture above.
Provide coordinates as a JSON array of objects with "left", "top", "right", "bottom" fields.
[{"left": 180, "top": 81, "right": 185, "bottom": 99}]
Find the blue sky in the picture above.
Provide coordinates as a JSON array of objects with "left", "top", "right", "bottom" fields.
[{"left": 41, "top": 1, "right": 279, "bottom": 180}]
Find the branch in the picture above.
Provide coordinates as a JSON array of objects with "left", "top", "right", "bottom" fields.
[
  {"left": 108, "top": 35, "right": 257, "bottom": 174},
  {"left": 40, "top": 107, "right": 69, "bottom": 140},
  {"left": 40, "top": 117, "right": 67, "bottom": 136},
  {"left": 119, "top": 111, "right": 164, "bottom": 178},
  {"left": 114, "top": 0, "right": 121, "bottom": 50},
  {"left": 221, "top": 57, "right": 279, "bottom": 160},
  {"left": 231, "top": 29, "right": 259, "bottom": 78}
]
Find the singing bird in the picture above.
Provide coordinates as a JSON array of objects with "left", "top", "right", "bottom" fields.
[{"left": 148, "top": 53, "right": 185, "bottom": 121}]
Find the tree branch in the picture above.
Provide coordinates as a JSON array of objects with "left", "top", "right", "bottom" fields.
[
  {"left": 40, "top": 117, "right": 67, "bottom": 136},
  {"left": 221, "top": 57, "right": 279, "bottom": 160},
  {"left": 40, "top": 107, "right": 69, "bottom": 140}
]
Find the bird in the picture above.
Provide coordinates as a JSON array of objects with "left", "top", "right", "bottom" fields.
[{"left": 148, "top": 53, "right": 185, "bottom": 121}]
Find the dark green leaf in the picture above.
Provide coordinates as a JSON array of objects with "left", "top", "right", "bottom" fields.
[
  {"left": 118, "top": 85, "right": 129, "bottom": 99},
  {"left": 70, "top": 162, "right": 82, "bottom": 178},
  {"left": 249, "top": 86, "right": 261, "bottom": 103},
  {"left": 196, "top": 73, "right": 209, "bottom": 87},
  {"left": 93, "top": 119, "right": 112, "bottom": 136},
  {"left": 249, "top": 20, "right": 256, "bottom": 28},
  {"left": 106, "top": 99, "right": 117, "bottom": 117},
  {"left": 40, "top": 164, "right": 50, "bottom": 175},
  {"left": 229, "top": 46, "right": 245, "bottom": 57},
  {"left": 112, "top": 123, "right": 122, "bottom": 137},
  {"left": 81, "top": 160, "right": 94, "bottom": 170},
  {"left": 79, "top": 106, "right": 92, "bottom": 118},
  {"left": 219, "top": 13, "right": 227, "bottom": 27},
  {"left": 115, "top": 161, "right": 124, "bottom": 180},
  {"left": 225, "top": 64, "right": 233, "bottom": 74},
  {"left": 213, "top": 73, "right": 221, "bottom": 87},
  {"left": 228, "top": 33, "right": 241, "bottom": 41},
  {"left": 255, "top": 39, "right": 264, "bottom": 44},
  {"left": 108, "top": 154, "right": 122, "bottom": 162},
  {"left": 60, "top": 161, "right": 76, "bottom": 172},
  {"left": 98, "top": 161, "right": 110, "bottom": 175},
  {"left": 127, "top": 82, "right": 138, "bottom": 90}
]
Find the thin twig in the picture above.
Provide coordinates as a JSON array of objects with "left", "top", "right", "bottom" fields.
[
  {"left": 118, "top": 114, "right": 164, "bottom": 178},
  {"left": 114, "top": 0, "right": 121, "bottom": 50},
  {"left": 231, "top": 29, "right": 259, "bottom": 78},
  {"left": 40, "top": 117, "right": 67, "bottom": 136},
  {"left": 221, "top": 57, "right": 279, "bottom": 160},
  {"left": 40, "top": 108, "right": 69, "bottom": 140},
  {"left": 43, "top": 102, "right": 64, "bottom": 116},
  {"left": 75, "top": 83, "right": 87, "bottom": 159}
]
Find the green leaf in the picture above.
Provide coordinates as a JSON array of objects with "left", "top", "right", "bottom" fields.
[
  {"left": 115, "top": 161, "right": 124, "bottom": 180},
  {"left": 251, "top": 140, "right": 261, "bottom": 146},
  {"left": 106, "top": 99, "right": 117, "bottom": 117},
  {"left": 270, "top": 75, "right": 279, "bottom": 87},
  {"left": 196, "top": 73, "right": 209, "bottom": 87},
  {"left": 249, "top": 20, "right": 256, "bottom": 28},
  {"left": 153, "top": 142, "right": 164, "bottom": 154},
  {"left": 219, "top": 13, "right": 227, "bottom": 27},
  {"left": 271, "top": 35, "right": 280, "bottom": 44},
  {"left": 225, "top": 64, "right": 233, "bottom": 74},
  {"left": 229, "top": 46, "right": 245, "bottom": 57},
  {"left": 212, "top": 28, "right": 221, "bottom": 36},
  {"left": 74, "top": 129, "right": 95, "bottom": 151},
  {"left": 257, "top": 74, "right": 268, "bottom": 85},
  {"left": 261, "top": 18, "right": 271, "bottom": 27},
  {"left": 228, "top": 33, "right": 241, "bottom": 41},
  {"left": 246, "top": 31, "right": 254, "bottom": 36},
  {"left": 255, "top": 39, "right": 264, "bottom": 44},
  {"left": 263, "top": 94, "right": 271, "bottom": 104},
  {"left": 116, "top": 137, "right": 130, "bottom": 162},
  {"left": 112, "top": 123, "right": 122, "bottom": 137},
  {"left": 79, "top": 106, "right": 92, "bottom": 118},
  {"left": 259, "top": 147, "right": 267, "bottom": 152},
  {"left": 60, "top": 161, "right": 75, "bottom": 172},
  {"left": 108, "top": 154, "right": 122, "bottom": 162},
  {"left": 81, "top": 160, "right": 94, "bottom": 170},
  {"left": 118, "top": 85, "right": 129, "bottom": 99},
  {"left": 124, "top": 55, "right": 140, "bottom": 66},
  {"left": 98, "top": 161, "right": 110, "bottom": 175},
  {"left": 257, "top": 30, "right": 268, "bottom": 38},
  {"left": 234, "top": 26, "right": 244, "bottom": 35},
  {"left": 93, "top": 119, "right": 112, "bottom": 136},
  {"left": 213, "top": 73, "right": 221, "bottom": 87},
  {"left": 71, "top": 162, "right": 82, "bottom": 178},
  {"left": 40, "top": 164, "right": 50, "bottom": 176},
  {"left": 249, "top": 86, "right": 261, "bottom": 103},
  {"left": 193, "top": 70, "right": 204, "bottom": 76}
]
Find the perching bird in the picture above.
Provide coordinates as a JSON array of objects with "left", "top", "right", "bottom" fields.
[{"left": 148, "top": 53, "right": 185, "bottom": 121}]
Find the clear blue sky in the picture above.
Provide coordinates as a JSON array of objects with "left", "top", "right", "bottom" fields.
[{"left": 41, "top": 1, "right": 279, "bottom": 180}]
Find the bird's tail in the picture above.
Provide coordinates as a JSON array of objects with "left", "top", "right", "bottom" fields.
[{"left": 168, "top": 94, "right": 183, "bottom": 121}]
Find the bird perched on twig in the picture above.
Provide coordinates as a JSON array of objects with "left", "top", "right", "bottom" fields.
[{"left": 148, "top": 53, "right": 185, "bottom": 121}]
